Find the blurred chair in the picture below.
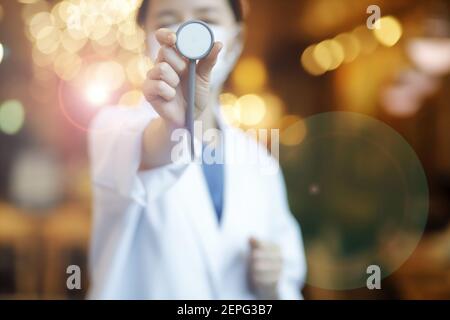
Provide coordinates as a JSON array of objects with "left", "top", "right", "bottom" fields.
[
  {"left": 41, "top": 203, "right": 91, "bottom": 299},
  {"left": 0, "top": 203, "right": 39, "bottom": 298}
]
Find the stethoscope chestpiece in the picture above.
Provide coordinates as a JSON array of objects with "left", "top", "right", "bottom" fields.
[{"left": 176, "top": 20, "right": 215, "bottom": 60}]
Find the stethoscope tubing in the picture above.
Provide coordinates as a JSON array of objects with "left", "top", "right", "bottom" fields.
[{"left": 175, "top": 20, "right": 215, "bottom": 159}]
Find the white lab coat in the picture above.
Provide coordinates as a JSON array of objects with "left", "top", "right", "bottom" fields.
[{"left": 87, "top": 100, "right": 306, "bottom": 300}]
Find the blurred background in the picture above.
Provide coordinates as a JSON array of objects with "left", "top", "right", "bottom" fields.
[{"left": 0, "top": 0, "right": 449, "bottom": 299}]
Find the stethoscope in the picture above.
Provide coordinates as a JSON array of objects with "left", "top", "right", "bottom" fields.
[{"left": 175, "top": 20, "right": 215, "bottom": 159}]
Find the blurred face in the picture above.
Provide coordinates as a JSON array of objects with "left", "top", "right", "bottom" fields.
[
  {"left": 143, "top": 0, "right": 244, "bottom": 90},
  {"left": 143, "top": 0, "right": 237, "bottom": 31}
]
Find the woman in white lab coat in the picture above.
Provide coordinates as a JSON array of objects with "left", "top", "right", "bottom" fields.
[{"left": 88, "top": 0, "right": 306, "bottom": 299}]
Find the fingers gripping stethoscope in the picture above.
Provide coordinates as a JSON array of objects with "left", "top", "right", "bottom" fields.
[{"left": 176, "top": 20, "right": 215, "bottom": 159}]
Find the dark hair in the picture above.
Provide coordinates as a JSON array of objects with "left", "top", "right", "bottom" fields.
[{"left": 137, "top": 0, "right": 244, "bottom": 27}]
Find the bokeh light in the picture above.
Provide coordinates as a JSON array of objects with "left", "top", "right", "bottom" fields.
[
  {"left": 0, "top": 100, "right": 26, "bottom": 135},
  {"left": 35, "top": 25, "right": 61, "bottom": 54},
  {"left": 259, "top": 93, "right": 285, "bottom": 128},
  {"left": 236, "top": 94, "right": 266, "bottom": 126},
  {"left": 407, "top": 38, "right": 450, "bottom": 76},
  {"left": 21, "top": 0, "right": 51, "bottom": 25},
  {"left": 373, "top": 16, "right": 403, "bottom": 47},
  {"left": 29, "top": 11, "right": 55, "bottom": 39},
  {"left": 301, "top": 44, "right": 327, "bottom": 76},
  {"left": 314, "top": 39, "right": 345, "bottom": 71},
  {"left": 232, "top": 57, "right": 268, "bottom": 93},
  {"left": 313, "top": 42, "right": 333, "bottom": 72},
  {"left": 60, "top": 28, "right": 88, "bottom": 53},
  {"left": 334, "top": 33, "right": 360, "bottom": 63},
  {"left": 126, "top": 55, "right": 153, "bottom": 86},
  {"left": 117, "top": 26, "right": 145, "bottom": 52},
  {"left": 352, "top": 25, "right": 379, "bottom": 54},
  {"left": 220, "top": 92, "right": 285, "bottom": 128},
  {"left": 20, "top": 0, "right": 148, "bottom": 120},
  {"left": 301, "top": 13, "right": 404, "bottom": 76}
]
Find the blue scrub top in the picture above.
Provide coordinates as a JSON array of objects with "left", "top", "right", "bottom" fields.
[{"left": 201, "top": 143, "right": 225, "bottom": 223}]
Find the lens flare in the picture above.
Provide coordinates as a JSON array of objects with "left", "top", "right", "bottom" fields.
[{"left": 85, "top": 83, "right": 109, "bottom": 106}]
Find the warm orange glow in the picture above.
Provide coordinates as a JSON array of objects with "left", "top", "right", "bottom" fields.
[{"left": 232, "top": 57, "right": 268, "bottom": 93}]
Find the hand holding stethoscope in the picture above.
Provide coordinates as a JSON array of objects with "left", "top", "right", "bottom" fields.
[{"left": 144, "top": 21, "right": 222, "bottom": 158}]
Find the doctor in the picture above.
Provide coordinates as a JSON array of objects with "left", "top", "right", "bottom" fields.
[{"left": 88, "top": 0, "right": 306, "bottom": 299}]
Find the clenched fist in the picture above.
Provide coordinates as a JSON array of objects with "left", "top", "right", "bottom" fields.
[{"left": 249, "top": 237, "right": 283, "bottom": 300}]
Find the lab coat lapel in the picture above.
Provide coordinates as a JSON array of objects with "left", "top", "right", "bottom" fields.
[
  {"left": 183, "top": 106, "right": 243, "bottom": 296},
  {"left": 220, "top": 127, "right": 244, "bottom": 239},
  {"left": 214, "top": 108, "right": 241, "bottom": 237},
  {"left": 183, "top": 162, "right": 222, "bottom": 297}
]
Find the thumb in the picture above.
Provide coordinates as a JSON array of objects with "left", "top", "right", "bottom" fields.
[{"left": 196, "top": 42, "right": 223, "bottom": 81}]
